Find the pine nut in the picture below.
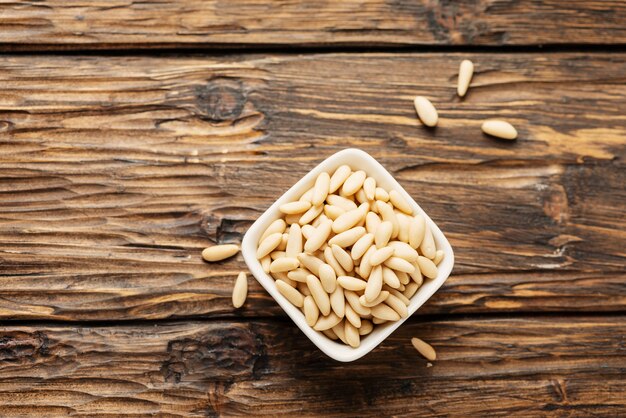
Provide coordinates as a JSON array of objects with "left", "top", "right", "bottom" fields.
[
  {"left": 375, "top": 187, "right": 389, "bottom": 202},
  {"left": 276, "top": 279, "right": 305, "bottom": 307},
  {"left": 298, "top": 204, "right": 324, "bottom": 226},
  {"left": 297, "top": 253, "right": 324, "bottom": 276},
  {"left": 365, "top": 211, "right": 382, "bottom": 234},
  {"left": 417, "top": 256, "right": 438, "bottom": 279},
  {"left": 301, "top": 224, "right": 315, "bottom": 240},
  {"left": 326, "top": 194, "right": 358, "bottom": 211},
  {"left": 322, "top": 328, "right": 338, "bottom": 340},
  {"left": 306, "top": 274, "right": 331, "bottom": 316},
  {"left": 332, "top": 202, "right": 368, "bottom": 233},
  {"left": 386, "top": 288, "right": 410, "bottom": 305},
  {"left": 369, "top": 246, "right": 394, "bottom": 266},
  {"left": 359, "top": 290, "right": 390, "bottom": 307},
  {"left": 272, "top": 271, "right": 293, "bottom": 286},
  {"left": 232, "top": 271, "right": 247, "bottom": 308},
  {"left": 411, "top": 337, "right": 436, "bottom": 361},
  {"left": 280, "top": 200, "right": 312, "bottom": 214},
  {"left": 328, "top": 226, "right": 366, "bottom": 247},
  {"left": 260, "top": 219, "right": 287, "bottom": 242},
  {"left": 403, "top": 282, "right": 420, "bottom": 299},
  {"left": 389, "top": 190, "right": 413, "bottom": 214},
  {"left": 371, "top": 303, "right": 401, "bottom": 321},
  {"left": 420, "top": 224, "right": 436, "bottom": 259},
  {"left": 385, "top": 294, "right": 408, "bottom": 318},
  {"left": 344, "top": 290, "right": 371, "bottom": 316},
  {"left": 202, "top": 244, "right": 239, "bottom": 262},
  {"left": 324, "top": 204, "right": 345, "bottom": 220},
  {"left": 365, "top": 265, "right": 383, "bottom": 302},
  {"left": 396, "top": 213, "right": 410, "bottom": 243},
  {"left": 359, "top": 244, "right": 377, "bottom": 279},
  {"left": 354, "top": 188, "right": 367, "bottom": 204},
  {"left": 344, "top": 304, "right": 362, "bottom": 328},
  {"left": 324, "top": 246, "right": 347, "bottom": 277},
  {"left": 396, "top": 270, "right": 410, "bottom": 285},
  {"left": 270, "top": 250, "right": 286, "bottom": 260},
  {"left": 372, "top": 317, "right": 387, "bottom": 325},
  {"left": 319, "top": 263, "right": 337, "bottom": 293},
  {"left": 482, "top": 119, "right": 518, "bottom": 140},
  {"left": 388, "top": 241, "right": 419, "bottom": 262},
  {"left": 260, "top": 255, "right": 271, "bottom": 273},
  {"left": 378, "top": 202, "right": 399, "bottom": 238},
  {"left": 375, "top": 221, "right": 393, "bottom": 248},
  {"left": 382, "top": 266, "right": 401, "bottom": 289},
  {"left": 409, "top": 214, "right": 425, "bottom": 249},
  {"left": 408, "top": 262, "right": 423, "bottom": 285},
  {"left": 329, "top": 165, "right": 352, "bottom": 193},
  {"left": 330, "top": 285, "right": 345, "bottom": 318},
  {"left": 332, "top": 321, "right": 348, "bottom": 344},
  {"left": 384, "top": 256, "right": 415, "bottom": 273},
  {"left": 337, "top": 275, "right": 367, "bottom": 291},
  {"left": 351, "top": 233, "right": 374, "bottom": 260},
  {"left": 303, "top": 295, "right": 320, "bottom": 327},
  {"left": 313, "top": 312, "right": 342, "bottom": 331},
  {"left": 277, "top": 233, "right": 289, "bottom": 251},
  {"left": 287, "top": 268, "right": 311, "bottom": 283},
  {"left": 344, "top": 320, "right": 360, "bottom": 348},
  {"left": 270, "top": 257, "right": 299, "bottom": 273},
  {"left": 284, "top": 213, "right": 301, "bottom": 225},
  {"left": 414, "top": 96, "right": 438, "bottom": 127},
  {"left": 304, "top": 218, "right": 333, "bottom": 253},
  {"left": 331, "top": 244, "right": 354, "bottom": 272},
  {"left": 286, "top": 223, "right": 303, "bottom": 257},
  {"left": 297, "top": 281, "right": 311, "bottom": 296},
  {"left": 299, "top": 187, "right": 313, "bottom": 203},
  {"left": 457, "top": 59, "right": 474, "bottom": 97},
  {"left": 256, "top": 233, "right": 282, "bottom": 259},
  {"left": 359, "top": 320, "right": 373, "bottom": 336},
  {"left": 342, "top": 170, "right": 367, "bottom": 196},
  {"left": 311, "top": 172, "right": 330, "bottom": 206},
  {"left": 363, "top": 177, "right": 376, "bottom": 200},
  {"left": 433, "top": 249, "right": 444, "bottom": 265}
]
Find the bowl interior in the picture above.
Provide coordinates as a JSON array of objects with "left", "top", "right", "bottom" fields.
[{"left": 241, "top": 148, "right": 454, "bottom": 362}]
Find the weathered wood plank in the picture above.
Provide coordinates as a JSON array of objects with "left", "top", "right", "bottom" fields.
[
  {"left": 0, "top": 317, "right": 624, "bottom": 416},
  {"left": 0, "top": 1, "right": 625, "bottom": 50},
  {"left": 0, "top": 54, "right": 624, "bottom": 320}
]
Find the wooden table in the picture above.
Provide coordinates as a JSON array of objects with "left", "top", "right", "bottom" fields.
[{"left": 1, "top": 2, "right": 625, "bottom": 416}]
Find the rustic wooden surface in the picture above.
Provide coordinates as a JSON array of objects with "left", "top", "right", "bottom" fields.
[
  {"left": 1, "top": 2, "right": 625, "bottom": 416},
  {"left": 0, "top": 54, "right": 624, "bottom": 321},
  {"left": 1, "top": 317, "right": 624, "bottom": 416},
  {"left": 1, "top": 0, "right": 625, "bottom": 50}
]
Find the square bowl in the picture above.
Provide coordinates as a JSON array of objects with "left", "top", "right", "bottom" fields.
[{"left": 241, "top": 148, "right": 454, "bottom": 362}]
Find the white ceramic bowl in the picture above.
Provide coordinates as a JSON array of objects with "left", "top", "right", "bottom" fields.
[{"left": 242, "top": 148, "right": 454, "bottom": 362}]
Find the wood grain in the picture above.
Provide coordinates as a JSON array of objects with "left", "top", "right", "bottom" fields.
[
  {"left": 0, "top": 53, "right": 624, "bottom": 320},
  {"left": 0, "top": 317, "right": 624, "bottom": 416},
  {"left": 0, "top": 1, "right": 625, "bottom": 50}
]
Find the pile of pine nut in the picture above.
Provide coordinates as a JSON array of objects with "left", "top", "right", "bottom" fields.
[{"left": 256, "top": 165, "right": 443, "bottom": 347}]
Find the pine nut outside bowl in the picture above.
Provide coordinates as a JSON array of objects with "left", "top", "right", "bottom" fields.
[{"left": 241, "top": 148, "right": 454, "bottom": 362}]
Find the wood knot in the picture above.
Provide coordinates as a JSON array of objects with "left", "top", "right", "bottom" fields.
[
  {"left": 161, "top": 324, "right": 265, "bottom": 383},
  {"left": 196, "top": 78, "right": 246, "bottom": 122},
  {"left": 0, "top": 331, "right": 50, "bottom": 362}
]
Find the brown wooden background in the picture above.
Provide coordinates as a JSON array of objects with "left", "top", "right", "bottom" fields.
[{"left": 1, "top": 1, "right": 625, "bottom": 416}]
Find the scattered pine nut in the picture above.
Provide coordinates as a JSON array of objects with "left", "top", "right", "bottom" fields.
[
  {"left": 413, "top": 96, "right": 438, "bottom": 127},
  {"left": 481, "top": 119, "right": 518, "bottom": 140},
  {"left": 457, "top": 59, "right": 474, "bottom": 97},
  {"left": 232, "top": 271, "right": 247, "bottom": 308},
  {"left": 202, "top": 244, "right": 240, "bottom": 262},
  {"left": 411, "top": 337, "right": 436, "bottom": 361}
]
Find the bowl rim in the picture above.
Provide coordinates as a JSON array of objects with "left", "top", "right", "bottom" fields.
[{"left": 241, "top": 148, "right": 454, "bottom": 362}]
